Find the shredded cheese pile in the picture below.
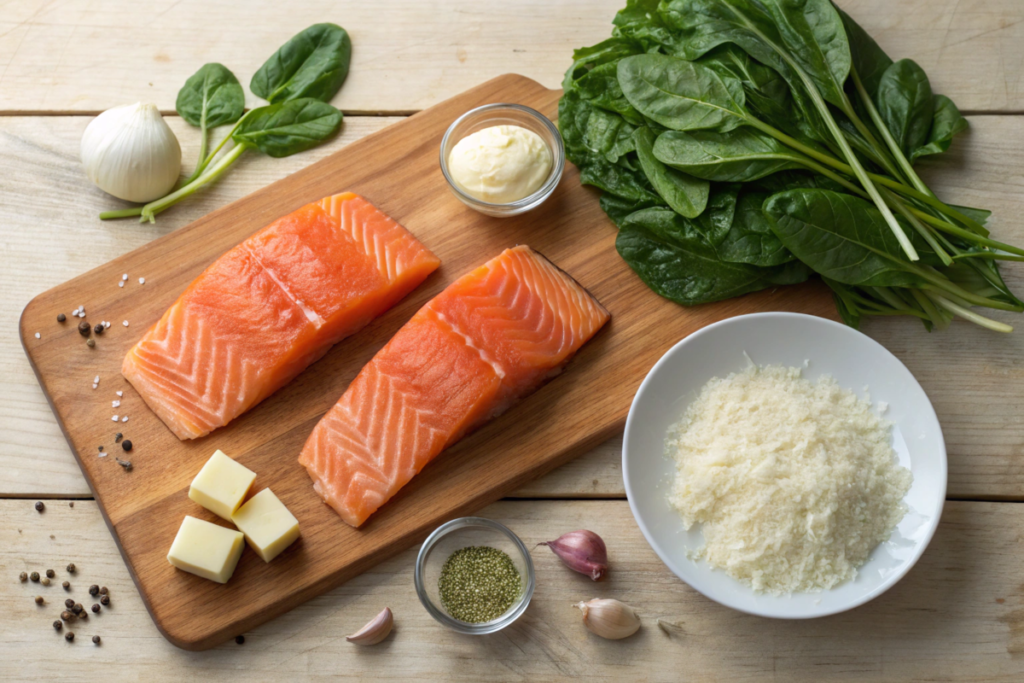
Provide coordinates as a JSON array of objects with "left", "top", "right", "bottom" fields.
[{"left": 667, "top": 364, "right": 912, "bottom": 595}]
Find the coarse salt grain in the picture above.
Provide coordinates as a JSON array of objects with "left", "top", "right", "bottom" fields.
[
  {"left": 94, "top": 375, "right": 100, "bottom": 384},
  {"left": 122, "top": 274, "right": 128, "bottom": 281},
  {"left": 122, "top": 320, "right": 129, "bottom": 327},
  {"left": 112, "top": 400, "right": 120, "bottom": 408},
  {"left": 34, "top": 332, "right": 40, "bottom": 339},
  {"left": 104, "top": 321, "right": 111, "bottom": 329},
  {"left": 92, "top": 384, "right": 98, "bottom": 389},
  {"left": 121, "top": 416, "right": 128, "bottom": 423},
  {"left": 118, "top": 281, "right": 124, "bottom": 288},
  {"left": 111, "top": 415, "right": 119, "bottom": 421},
  {"left": 98, "top": 452, "right": 107, "bottom": 458},
  {"left": 139, "top": 277, "right": 145, "bottom": 285},
  {"left": 116, "top": 391, "right": 123, "bottom": 397}
]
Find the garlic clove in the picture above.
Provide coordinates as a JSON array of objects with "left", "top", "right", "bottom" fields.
[
  {"left": 575, "top": 598, "right": 640, "bottom": 640},
  {"left": 81, "top": 102, "right": 182, "bottom": 203},
  {"left": 346, "top": 607, "right": 393, "bottom": 645},
  {"left": 539, "top": 529, "right": 608, "bottom": 580}
]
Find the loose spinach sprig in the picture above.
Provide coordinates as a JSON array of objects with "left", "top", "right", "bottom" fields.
[
  {"left": 561, "top": 0, "right": 1022, "bottom": 332},
  {"left": 101, "top": 23, "right": 350, "bottom": 223}
]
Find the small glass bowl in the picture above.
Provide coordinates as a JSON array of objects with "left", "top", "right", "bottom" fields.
[
  {"left": 439, "top": 103, "right": 565, "bottom": 217},
  {"left": 414, "top": 517, "right": 535, "bottom": 635}
]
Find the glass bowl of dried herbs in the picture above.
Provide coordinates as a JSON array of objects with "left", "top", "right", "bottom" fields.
[{"left": 415, "top": 516, "right": 535, "bottom": 634}]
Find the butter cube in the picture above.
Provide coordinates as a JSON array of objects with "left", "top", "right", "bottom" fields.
[
  {"left": 189, "top": 450, "right": 256, "bottom": 520},
  {"left": 167, "top": 516, "right": 245, "bottom": 583},
  {"left": 231, "top": 489, "right": 301, "bottom": 562}
]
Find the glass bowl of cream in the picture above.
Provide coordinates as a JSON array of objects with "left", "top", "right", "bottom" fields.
[{"left": 440, "top": 103, "right": 564, "bottom": 217}]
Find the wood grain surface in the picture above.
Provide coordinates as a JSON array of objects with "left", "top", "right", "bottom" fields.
[
  {"left": 3, "top": 498, "right": 1023, "bottom": 682},
  {"left": 17, "top": 75, "right": 835, "bottom": 649}
]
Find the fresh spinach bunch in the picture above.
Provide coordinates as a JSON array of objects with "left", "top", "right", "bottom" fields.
[
  {"left": 560, "top": 0, "right": 1023, "bottom": 332},
  {"left": 102, "top": 23, "right": 350, "bottom": 223}
]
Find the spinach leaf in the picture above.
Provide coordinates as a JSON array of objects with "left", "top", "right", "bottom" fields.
[
  {"left": 910, "top": 94, "right": 969, "bottom": 162},
  {"left": 948, "top": 204, "right": 991, "bottom": 227},
  {"left": 232, "top": 98, "right": 343, "bottom": 157},
  {"left": 579, "top": 156, "right": 662, "bottom": 204},
  {"left": 695, "top": 183, "right": 741, "bottom": 244},
  {"left": 612, "top": 0, "right": 679, "bottom": 52},
  {"left": 764, "top": 189, "right": 923, "bottom": 286},
  {"left": 716, "top": 190, "right": 795, "bottom": 266},
  {"left": 176, "top": 63, "right": 245, "bottom": 129},
  {"left": 633, "top": 126, "right": 710, "bottom": 217},
  {"left": 563, "top": 37, "right": 643, "bottom": 91},
  {"left": 876, "top": 59, "right": 935, "bottom": 157},
  {"left": 560, "top": 89, "right": 637, "bottom": 164},
  {"left": 618, "top": 53, "right": 749, "bottom": 132},
  {"left": 617, "top": 209, "right": 776, "bottom": 305},
  {"left": 251, "top": 23, "right": 351, "bottom": 104},
  {"left": 576, "top": 61, "right": 646, "bottom": 125},
  {"left": 653, "top": 128, "right": 806, "bottom": 181},
  {"left": 762, "top": 259, "right": 813, "bottom": 285},
  {"left": 835, "top": 5, "right": 892, "bottom": 97},
  {"left": 600, "top": 193, "right": 664, "bottom": 227}
]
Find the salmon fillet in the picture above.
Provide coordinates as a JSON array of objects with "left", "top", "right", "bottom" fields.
[
  {"left": 299, "top": 245, "right": 610, "bottom": 527},
  {"left": 122, "top": 193, "right": 440, "bottom": 440}
]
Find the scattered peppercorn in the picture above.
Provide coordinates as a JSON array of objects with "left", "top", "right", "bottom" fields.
[
  {"left": 86, "top": 338, "right": 96, "bottom": 348},
  {"left": 53, "top": 620, "right": 63, "bottom": 631},
  {"left": 66, "top": 563, "right": 76, "bottom": 573},
  {"left": 30, "top": 572, "right": 39, "bottom": 582},
  {"left": 99, "top": 586, "right": 108, "bottom": 596},
  {"left": 94, "top": 323, "right": 104, "bottom": 335},
  {"left": 99, "top": 594, "right": 110, "bottom": 606},
  {"left": 19, "top": 572, "right": 27, "bottom": 582},
  {"left": 65, "top": 631, "right": 74, "bottom": 642},
  {"left": 121, "top": 440, "right": 133, "bottom": 452},
  {"left": 40, "top": 577, "right": 51, "bottom": 587},
  {"left": 92, "top": 635, "right": 101, "bottom": 645},
  {"left": 61, "top": 611, "right": 74, "bottom": 622},
  {"left": 91, "top": 604, "right": 100, "bottom": 614},
  {"left": 116, "top": 458, "right": 132, "bottom": 471},
  {"left": 62, "top": 581, "right": 70, "bottom": 590},
  {"left": 65, "top": 598, "right": 75, "bottom": 609},
  {"left": 57, "top": 313, "right": 66, "bottom": 323},
  {"left": 35, "top": 501, "right": 44, "bottom": 512},
  {"left": 79, "top": 610, "right": 88, "bottom": 620},
  {"left": 34, "top": 596, "right": 44, "bottom": 605},
  {"left": 235, "top": 635, "right": 245, "bottom": 645},
  {"left": 78, "top": 321, "right": 91, "bottom": 337},
  {"left": 72, "top": 603, "right": 83, "bottom": 615},
  {"left": 89, "top": 584, "right": 99, "bottom": 596},
  {"left": 46, "top": 569, "right": 55, "bottom": 579},
  {"left": 114, "top": 433, "right": 123, "bottom": 443},
  {"left": 69, "top": 501, "right": 74, "bottom": 507}
]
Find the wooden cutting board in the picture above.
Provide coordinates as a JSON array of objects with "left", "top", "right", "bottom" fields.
[{"left": 20, "top": 74, "right": 836, "bottom": 650}]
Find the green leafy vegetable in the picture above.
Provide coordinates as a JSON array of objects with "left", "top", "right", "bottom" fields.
[
  {"left": 251, "top": 23, "right": 352, "bottom": 104},
  {"left": 232, "top": 99, "right": 342, "bottom": 157},
  {"left": 910, "top": 94, "right": 969, "bottom": 162},
  {"left": 176, "top": 63, "right": 245, "bottom": 183},
  {"left": 633, "top": 126, "right": 710, "bottom": 217},
  {"left": 875, "top": 59, "right": 934, "bottom": 157},
  {"left": 654, "top": 128, "right": 806, "bottom": 181}
]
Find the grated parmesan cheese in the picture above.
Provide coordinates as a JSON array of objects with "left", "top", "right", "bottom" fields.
[{"left": 667, "top": 364, "right": 912, "bottom": 595}]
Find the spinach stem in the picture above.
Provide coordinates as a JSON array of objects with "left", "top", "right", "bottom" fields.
[
  {"left": 139, "top": 143, "right": 249, "bottom": 223},
  {"left": 184, "top": 105, "right": 210, "bottom": 186},
  {"left": 911, "top": 288, "right": 948, "bottom": 328},
  {"left": 952, "top": 252, "right": 1024, "bottom": 262},
  {"left": 187, "top": 109, "right": 253, "bottom": 184},
  {"left": 882, "top": 189, "right": 953, "bottom": 265},
  {"left": 837, "top": 95, "right": 905, "bottom": 182},
  {"left": 99, "top": 206, "right": 145, "bottom": 220},
  {"left": 928, "top": 293, "right": 1014, "bottom": 333},
  {"left": 909, "top": 210, "right": 1024, "bottom": 256},
  {"left": 911, "top": 266, "right": 1022, "bottom": 311}
]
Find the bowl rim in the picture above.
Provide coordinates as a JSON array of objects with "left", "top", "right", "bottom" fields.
[
  {"left": 439, "top": 102, "right": 565, "bottom": 210},
  {"left": 414, "top": 516, "right": 536, "bottom": 634},
  {"left": 622, "top": 311, "right": 947, "bottom": 619}
]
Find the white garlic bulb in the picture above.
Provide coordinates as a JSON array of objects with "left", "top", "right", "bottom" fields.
[{"left": 81, "top": 102, "right": 181, "bottom": 203}]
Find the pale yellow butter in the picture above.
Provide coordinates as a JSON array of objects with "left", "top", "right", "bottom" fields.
[
  {"left": 231, "top": 489, "right": 300, "bottom": 563},
  {"left": 167, "top": 515, "right": 245, "bottom": 584},
  {"left": 189, "top": 450, "right": 256, "bottom": 521}
]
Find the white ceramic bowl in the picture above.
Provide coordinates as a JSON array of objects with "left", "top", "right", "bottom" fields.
[{"left": 622, "top": 312, "right": 946, "bottom": 619}]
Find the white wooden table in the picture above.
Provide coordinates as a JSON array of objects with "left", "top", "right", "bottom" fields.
[{"left": 2, "top": 1, "right": 1023, "bottom": 680}]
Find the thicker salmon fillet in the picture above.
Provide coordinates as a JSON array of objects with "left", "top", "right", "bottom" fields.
[
  {"left": 299, "top": 245, "right": 610, "bottom": 527},
  {"left": 122, "top": 193, "right": 440, "bottom": 440}
]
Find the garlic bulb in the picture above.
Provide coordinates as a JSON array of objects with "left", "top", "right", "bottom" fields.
[
  {"left": 81, "top": 102, "right": 181, "bottom": 203},
  {"left": 575, "top": 598, "right": 641, "bottom": 640}
]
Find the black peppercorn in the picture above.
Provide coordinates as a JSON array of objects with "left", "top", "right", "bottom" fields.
[
  {"left": 66, "top": 563, "right": 76, "bottom": 573},
  {"left": 99, "top": 594, "right": 110, "bottom": 606},
  {"left": 45, "top": 569, "right": 55, "bottom": 579},
  {"left": 61, "top": 611, "right": 74, "bottom": 622},
  {"left": 53, "top": 620, "right": 63, "bottom": 631},
  {"left": 72, "top": 603, "right": 83, "bottom": 614},
  {"left": 91, "top": 604, "right": 100, "bottom": 613},
  {"left": 89, "top": 584, "right": 99, "bottom": 596},
  {"left": 62, "top": 581, "right": 70, "bottom": 590},
  {"left": 94, "top": 323, "right": 104, "bottom": 335},
  {"left": 30, "top": 572, "right": 39, "bottom": 582},
  {"left": 78, "top": 321, "right": 90, "bottom": 337},
  {"left": 34, "top": 595, "right": 44, "bottom": 605},
  {"left": 40, "top": 577, "right": 51, "bottom": 586},
  {"left": 100, "top": 586, "right": 108, "bottom": 596},
  {"left": 57, "top": 313, "right": 66, "bottom": 323},
  {"left": 114, "top": 433, "right": 123, "bottom": 443},
  {"left": 79, "top": 610, "right": 88, "bottom": 620},
  {"left": 65, "top": 598, "right": 75, "bottom": 609},
  {"left": 35, "top": 501, "right": 44, "bottom": 512},
  {"left": 122, "top": 440, "right": 133, "bottom": 452},
  {"left": 19, "top": 572, "right": 27, "bottom": 582},
  {"left": 86, "top": 338, "right": 96, "bottom": 348},
  {"left": 65, "top": 631, "right": 74, "bottom": 642},
  {"left": 235, "top": 635, "right": 245, "bottom": 645},
  {"left": 92, "top": 635, "right": 101, "bottom": 645}
]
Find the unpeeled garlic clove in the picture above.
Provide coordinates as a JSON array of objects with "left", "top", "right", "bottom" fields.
[
  {"left": 346, "top": 607, "right": 393, "bottom": 645},
  {"left": 575, "top": 598, "right": 640, "bottom": 640},
  {"left": 539, "top": 529, "right": 608, "bottom": 580}
]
